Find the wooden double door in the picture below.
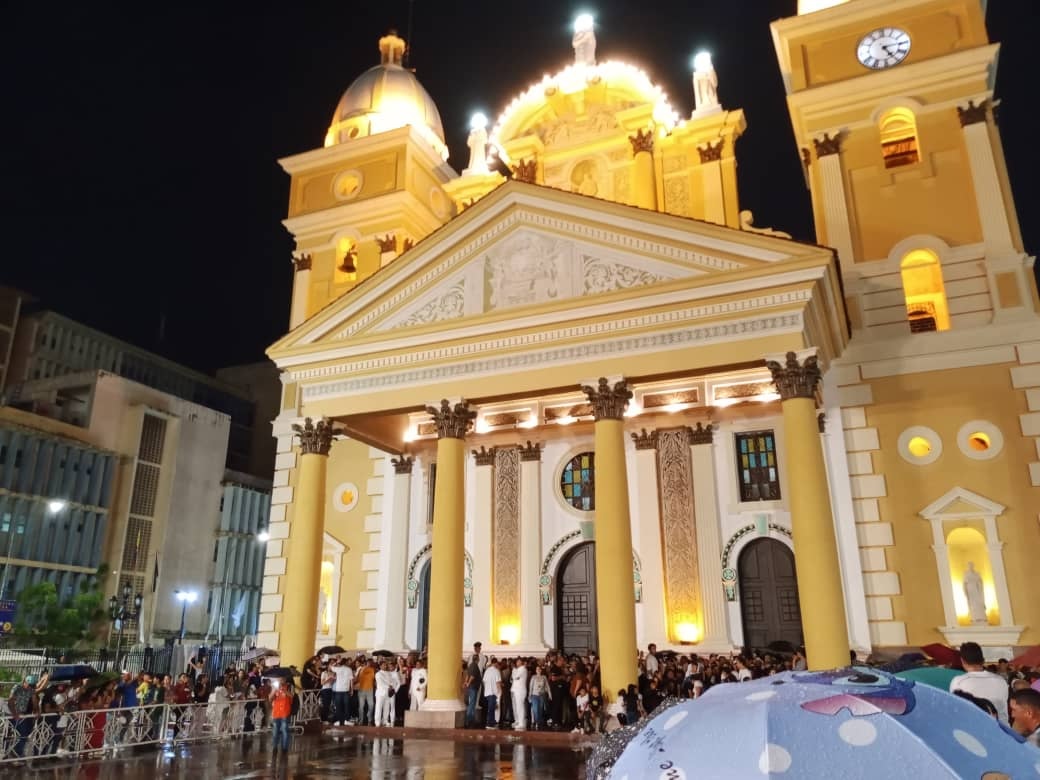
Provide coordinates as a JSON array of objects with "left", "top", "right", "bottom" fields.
[{"left": 738, "top": 538, "right": 804, "bottom": 650}]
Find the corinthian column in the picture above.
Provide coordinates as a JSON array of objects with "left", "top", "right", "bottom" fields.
[
  {"left": 812, "top": 133, "right": 855, "bottom": 265},
  {"left": 766, "top": 350, "right": 849, "bottom": 670},
  {"left": 628, "top": 129, "right": 657, "bottom": 210},
  {"left": 582, "top": 377, "right": 637, "bottom": 702},
  {"left": 422, "top": 399, "right": 475, "bottom": 716},
  {"left": 281, "top": 417, "right": 333, "bottom": 668}
]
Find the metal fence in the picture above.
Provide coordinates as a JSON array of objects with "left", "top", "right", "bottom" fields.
[
  {"left": 0, "top": 645, "right": 251, "bottom": 681},
  {"left": 0, "top": 689, "right": 320, "bottom": 765}
]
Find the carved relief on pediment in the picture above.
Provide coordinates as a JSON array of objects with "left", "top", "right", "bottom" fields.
[{"left": 485, "top": 230, "right": 572, "bottom": 310}]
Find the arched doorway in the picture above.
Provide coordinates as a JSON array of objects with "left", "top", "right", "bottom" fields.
[
  {"left": 556, "top": 542, "right": 598, "bottom": 656},
  {"left": 738, "top": 538, "right": 803, "bottom": 650},
  {"left": 416, "top": 560, "right": 431, "bottom": 653}
]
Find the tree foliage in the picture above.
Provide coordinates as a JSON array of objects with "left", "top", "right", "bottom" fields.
[{"left": 11, "top": 566, "right": 108, "bottom": 649}]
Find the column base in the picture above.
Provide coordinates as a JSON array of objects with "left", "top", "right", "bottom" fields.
[{"left": 406, "top": 699, "right": 465, "bottom": 729}]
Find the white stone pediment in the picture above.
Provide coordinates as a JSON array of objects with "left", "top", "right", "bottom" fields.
[
  {"left": 919, "top": 487, "right": 1005, "bottom": 520},
  {"left": 371, "top": 227, "right": 706, "bottom": 333}
]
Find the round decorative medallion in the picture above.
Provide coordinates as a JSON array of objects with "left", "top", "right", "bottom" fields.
[
  {"left": 722, "top": 568, "right": 737, "bottom": 582},
  {"left": 429, "top": 187, "right": 450, "bottom": 220},
  {"left": 332, "top": 482, "right": 360, "bottom": 512},
  {"left": 333, "top": 170, "right": 363, "bottom": 201}
]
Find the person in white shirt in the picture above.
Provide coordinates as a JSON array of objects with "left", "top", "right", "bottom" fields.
[
  {"left": 409, "top": 660, "right": 428, "bottom": 711},
  {"left": 644, "top": 644, "right": 659, "bottom": 677},
  {"left": 949, "top": 642, "right": 1009, "bottom": 725},
  {"left": 374, "top": 662, "right": 400, "bottom": 727},
  {"left": 482, "top": 661, "right": 503, "bottom": 729},
  {"left": 331, "top": 658, "right": 354, "bottom": 725},
  {"left": 510, "top": 658, "right": 529, "bottom": 730},
  {"left": 473, "top": 642, "right": 488, "bottom": 674}
]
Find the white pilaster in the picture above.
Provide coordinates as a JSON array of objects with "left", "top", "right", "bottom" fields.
[
  {"left": 959, "top": 108, "right": 1015, "bottom": 256},
  {"left": 518, "top": 452, "right": 546, "bottom": 650},
  {"left": 289, "top": 263, "right": 310, "bottom": 330},
  {"left": 698, "top": 152, "right": 725, "bottom": 226},
  {"left": 377, "top": 461, "right": 412, "bottom": 650},
  {"left": 470, "top": 455, "right": 494, "bottom": 646},
  {"left": 633, "top": 444, "right": 668, "bottom": 647},
  {"left": 689, "top": 437, "right": 731, "bottom": 652},
  {"left": 814, "top": 135, "right": 856, "bottom": 265}
]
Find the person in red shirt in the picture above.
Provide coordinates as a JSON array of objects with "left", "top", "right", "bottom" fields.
[{"left": 269, "top": 680, "right": 293, "bottom": 755}]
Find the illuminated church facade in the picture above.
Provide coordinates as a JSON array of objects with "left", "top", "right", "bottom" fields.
[{"left": 255, "top": 0, "right": 1039, "bottom": 716}]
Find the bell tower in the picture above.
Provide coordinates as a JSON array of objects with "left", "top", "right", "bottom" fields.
[
  {"left": 279, "top": 33, "right": 458, "bottom": 330},
  {"left": 771, "top": 0, "right": 1037, "bottom": 337}
]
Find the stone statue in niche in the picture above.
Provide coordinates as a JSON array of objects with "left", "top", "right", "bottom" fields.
[
  {"left": 571, "top": 159, "right": 602, "bottom": 198},
  {"left": 962, "top": 562, "right": 988, "bottom": 624}
]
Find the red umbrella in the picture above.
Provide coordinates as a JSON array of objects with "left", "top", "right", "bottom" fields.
[
  {"left": 1010, "top": 645, "right": 1040, "bottom": 669},
  {"left": 920, "top": 643, "right": 962, "bottom": 669}
]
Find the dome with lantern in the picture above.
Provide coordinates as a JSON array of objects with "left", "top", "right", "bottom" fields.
[{"left": 325, "top": 32, "right": 448, "bottom": 160}]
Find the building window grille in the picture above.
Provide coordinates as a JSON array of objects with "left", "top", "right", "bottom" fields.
[
  {"left": 121, "top": 517, "right": 152, "bottom": 572},
  {"left": 735, "top": 431, "right": 781, "bottom": 502},
  {"left": 138, "top": 415, "right": 167, "bottom": 464},
  {"left": 560, "top": 451, "right": 595, "bottom": 511}
]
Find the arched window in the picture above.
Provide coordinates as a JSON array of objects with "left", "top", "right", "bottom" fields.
[
  {"left": 901, "top": 249, "right": 950, "bottom": 332},
  {"left": 879, "top": 107, "right": 920, "bottom": 168}
]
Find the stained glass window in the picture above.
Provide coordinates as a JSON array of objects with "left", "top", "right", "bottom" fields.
[
  {"left": 560, "top": 451, "right": 595, "bottom": 511},
  {"left": 735, "top": 431, "right": 781, "bottom": 502}
]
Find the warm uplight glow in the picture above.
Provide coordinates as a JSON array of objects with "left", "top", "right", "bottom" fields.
[
  {"left": 692, "top": 51, "right": 713, "bottom": 72},
  {"left": 907, "top": 436, "right": 932, "bottom": 458},
  {"left": 47, "top": 500, "right": 67, "bottom": 514},
  {"left": 403, "top": 427, "right": 417, "bottom": 443},
  {"left": 499, "top": 624, "right": 520, "bottom": 645},
  {"left": 663, "top": 403, "right": 684, "bottom": 414},
  {"left": 755, "top": 392, "right": 781, "bottom": 403},
  {"left": 556, "top": 415, "right": 577, "bottom": 426},
  {"left": 474, "top": 418, "right": 490, "bottom": 434},
  {"left": 712, "top": 397, "right": 740, "bottom": 408},
  {"left": 674, "top": 622, "right": 701, "bottom": 644},
  {"left": 175, "top": 590, "right": 198, "bottom": 604},
  {"left": 470, "top": 112, "right": 488, "bottom": 130},
  {"left": 967, "top": 432, "right": 991, "bottom": 452},
  {"left": 518, "top": 416, "right": 538, "bottom": 429},
  {"left": 573, "top": 13, "right": 594, "bottom": 33},
  {"left": 624, "top": 404, "right": 642, "bottom": 418}
]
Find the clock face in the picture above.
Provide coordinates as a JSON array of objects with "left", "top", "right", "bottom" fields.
[{"left": 856, "top": 28, "right": 911, "bottom": 70}]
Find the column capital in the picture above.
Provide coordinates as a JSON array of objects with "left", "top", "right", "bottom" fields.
[
  {"left": 697, "top": 139, "right": 724, "bottom": 163},
  {"left": 630, "top": 428, "right": 658, "bottom": 450},
  {"left": 628, "top": 128, "right": 654, "bottom": 155},
  {"left": 512, "top": 158, "right": 538, "bottom": 183},
  {"left": 425, "top": 399, "right": 476, "bottom": 439},
  {"left": 472, "top": 445, "right": 496, "bottom": 466},
  {"left": 765, "top": 349, "right": 822, "bottom": 401},
  {"left": 376, "top": 233, "right": 397, "bottom": 253},
  {"left": 291, "top": 417, "right": 334, "bottom": 456},
  {"left": 391, "top": 455, "right": 414, "bottom": 474},
  {"left": 519, "top": 441, "right": 542, "bottom": 462},
  {"left": 581, "top": 377, "right": 633, "bottom": 421},
  {"left": 292, "top": 253, "right": 312, "bottom": 272},
  {"left": 957, "top": 99, "right": 989, "bottom": 127},
  {"left": 687, "top": 421, "right": 714, "bottom": 445},
  {"left": 812, "top": 132, "right": 843, "bottom": 157}
]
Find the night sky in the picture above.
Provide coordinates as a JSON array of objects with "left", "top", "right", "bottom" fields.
[{"left": 3, "top": 1, "right": 1036, "bottom": 373}]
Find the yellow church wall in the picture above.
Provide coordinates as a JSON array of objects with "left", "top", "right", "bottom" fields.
[
  {"left": 986, "top": 122, "right": 1026, "bottom": 253},
  {"left": 323, "top": 437, "right": 379, "bottom": 651},
  {"left": 782, "top": 0, "right": 986, "bottom": 92},
  {"left": 842, "top": 113, "right": 982, "bottom": 260},
  {"left": 289, "top": 151, "right": 403, "bottom": 218},
  {"left": 864, "top": 362, "right": 1040, "bottom": 646}
]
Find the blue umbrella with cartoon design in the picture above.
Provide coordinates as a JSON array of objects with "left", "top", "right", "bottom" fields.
[{"left": 601, "top": 668, "right": 1040, "bottom": 779}]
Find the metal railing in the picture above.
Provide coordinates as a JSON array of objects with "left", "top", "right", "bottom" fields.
[{"left": 0, "top": 689, "right": 320, "bottom": 765}]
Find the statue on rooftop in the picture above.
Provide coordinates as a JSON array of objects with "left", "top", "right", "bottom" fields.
[
  {"left": 692, "top": 51, "right": 720, "bottom": 114},
  {"left": 573, "top": 14, "right": 596, "bottom": 67},
  {"left": 464, "top": 114, "right": 490, "bottom": 176}
]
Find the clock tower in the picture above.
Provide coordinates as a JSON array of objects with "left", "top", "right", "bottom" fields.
[
  {"left": 772, "top": 1, "right": 1040, "bottom": 653},
  {"left": 772, "top": 0, "right": 1037, "bottom": 334}
]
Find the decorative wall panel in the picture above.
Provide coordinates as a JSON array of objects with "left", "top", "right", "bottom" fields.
[
  {"left": 656, "top": 428, "right": 701, "bottom": 636},
  {"left": 493, "top": 447, "right": 521, "bottom": 627}
]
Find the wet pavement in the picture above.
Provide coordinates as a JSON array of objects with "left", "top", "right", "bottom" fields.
[{"left": 14, "top": 733, "right": 591, "bottom": 779}]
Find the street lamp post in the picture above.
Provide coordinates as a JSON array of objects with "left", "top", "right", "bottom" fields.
[
  {"left": 175, "top": 589, "right": 197, "bottom": 643},
  {"left": 108, "top": 582, "right": 142, "bottom": 670}
]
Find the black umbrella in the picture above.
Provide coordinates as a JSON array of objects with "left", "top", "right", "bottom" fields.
[
  {"left": 371, "top": 649, "right": 396, "bottom": 657},
  {"left": 317, "top": 645, "right": 345, "bottom": 656},
  {"left": 263, "top": 666, "right": 297, "bottom": 679},
  {"left": 49, "top": 664, "right": 98, "bottom": 682}
]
